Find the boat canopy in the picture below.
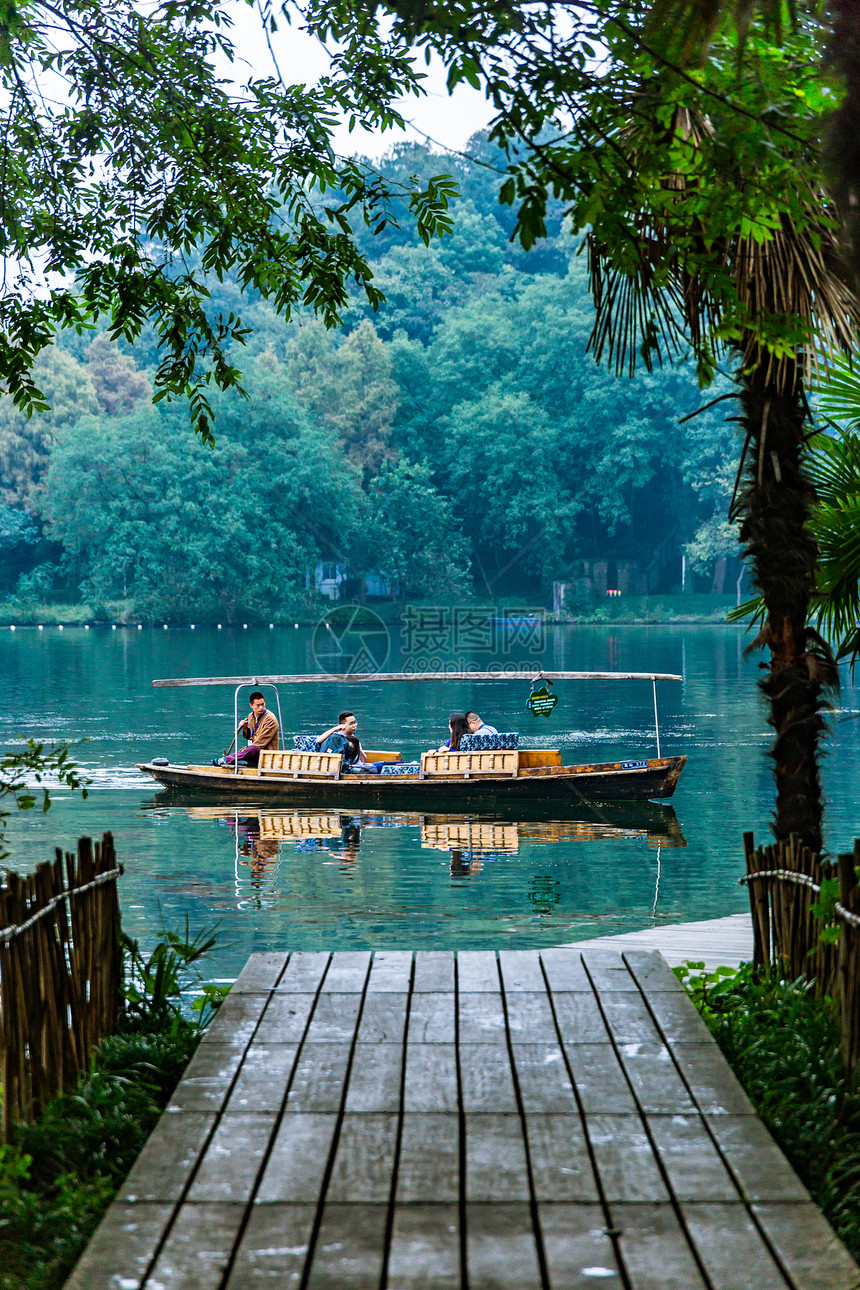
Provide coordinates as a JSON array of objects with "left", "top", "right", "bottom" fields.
[{"left": 152, "top": 670, "right": 682, "bottom": 687}]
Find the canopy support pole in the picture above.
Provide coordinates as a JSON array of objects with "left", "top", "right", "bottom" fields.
[{"left": 652, "top": 677, "right": 661, "bottom": 760}]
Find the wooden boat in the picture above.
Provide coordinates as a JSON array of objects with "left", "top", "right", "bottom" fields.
[{"left": 137, "top": 669, "right": 686, "bottom": 808}]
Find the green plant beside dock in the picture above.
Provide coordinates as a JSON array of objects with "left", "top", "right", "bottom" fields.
[
  {"left": 678, "top": 962, "right": 860, "bottom": 1261},
  {"left": 0, "top": 922, "right": 227, "bottom": 1290}
]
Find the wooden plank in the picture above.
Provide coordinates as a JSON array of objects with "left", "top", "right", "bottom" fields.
[
  {"left": 459, "top": 1044, "right": 518, "bottom": 1112},
  {"left": 356, "top": 991, "right": 408, "bottom": 1043},
  {"left": 704, "top": 1115, "right": 810, "bottom": 1202},
  {"left": 750, "top": 1201, "right": 860, "bottom": 1289},
  {"left": 253, "top": 992, "right": 317, "bottom": 1044},
  {"left": 598, "top": 994, "right": 665, "bottom": 1045},
  {"left": 166, "top": 1043, "right": 245, "bottom": 1113},
  {"left": 511, "top": 1043, "right": 579, "bottom": 1114},
  {"left": 458, "top": 991, "right": 507, "bottom": 1043},
  {"left": 224, "top": 1043, "right": 299, "bottom": 1114},
  {"left": 407, "top": 991, "right": 456, "bottom": 1043},
  {"left": 413, "top": 950, "right": 455, "bottom": 993},
  {"left": 670, "top": 1043, "right": 757, "bottom": 1116},
  {"left": 681, "top": 1202, "right": 796, "bottom": 1289},
  {"left": 303, "top": 993, "right": 364, "bottom": 1043},
  {"left": 225, "top": 1203, "right": 316, "bottom": 1288},
  {"left": 320, "top": 950, "right": 372, "bottom": 992},
  {"left": 188, "top": 1114, "right": 277, "bottom": 1202},
  {"left": 563, "top": 1044, "right": 637, "bottom": 1115},
  {"left": 585, "top": 1114, "right": 670, "bottom": 1202},
  {"left": 538, "top": 1203, "right": 622, "bottom": 1288},
  {"left": 367, "top": 950, "right": 413, "bottom": 992},
  {"left": 396, "top": 1113, "right": 460, "bottom": 1203},
  {"left": 199, "top": 992, "right": 269, "bottom": 1048},
  {"left": 387, "top": 1203, "right": 461, "bottom": 1288},
  {"left": 465, "top": 1113, "right": 531, "bottom": 1202},
  {"left": 540, "top": 949, "right": 592, "bottom": 992},
  {"left": 614, "top": 1042, "right": 697, "bottom": 1114},
  {"left": 256, "top": 1112, "right": 338, "bottom": 1202},
  {"left": 611, "top": 1203, "right": 709, "bottom": 1289},
  {"left": 581, "top": 954, "right": 639, "bottom": 991},
  {"left": 465, "top": 1203, "right": 543, "bottom": 1290},
  {"left": 274, "top": 950, "right": 331, "bottom": 992},
  {"left": 623, "top": 949, "right": 686, "bottom": 993},
  {"left": 504, "top": 991, "right": 560, "bottom": 1044},
  {"left": 499, "top": 950, "right": 547, "bottom": 992},
  {"left": 345, "top": 1042, "right": 404, "bottom": 1113},
  {"left": 646, "top": 1113, "right": 739, "bottom": 1202},
  {"left": 117, "top": 1111, "right": 216, "bottom": 1203},
  {"left": 550, "top": 992, "right": 612, "bottom": 1044},
  {"left": 231, "top": 951, "right": 288, "bottom": 993},
  {"left": 141, "top": 1201, "right": 246, "bottom": 1290},
  {"left": 638, "top": 989, "right": 714, "bottom": 1045},
  {"left": 306, "top": 1203, "right": 388, "bottom": 1289},
  {"left": 525, "top": 1113, "right": 600, "bottom": 1202},
  {"left": 457, "top": 950, "right": 500, "bottom": 992},
  {"left": 64, "top": 1201, "right": 173, "bottom": 1290},
  {"left": 282, "top": 1043, "right": 352, "bottom": 1113},
  {"left": 326, "top": 1113, "right": 399, "bottom": 1202},
  {"left": 404, "top": 1044, "right": 458, "bottom": 1113}
]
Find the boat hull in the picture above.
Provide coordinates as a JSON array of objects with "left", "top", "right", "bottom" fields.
[{"left": 136, "top": 755, "right": 686, "bottom": 807}]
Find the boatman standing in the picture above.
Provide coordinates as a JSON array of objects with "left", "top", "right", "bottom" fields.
[{"left": 216, "top": 691, "right": 279, "bottom": 767}]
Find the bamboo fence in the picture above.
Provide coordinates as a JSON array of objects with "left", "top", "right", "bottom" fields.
[
  {"left": 0, "top": 833, "right": 124, "bottom": 1139},
  {"left": 742, "top": 832, "right": 860, "bottom": 1069}
]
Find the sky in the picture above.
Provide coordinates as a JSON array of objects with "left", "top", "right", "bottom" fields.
[{"left": 222, "top": 0, "right": 495, "bottom": 158}]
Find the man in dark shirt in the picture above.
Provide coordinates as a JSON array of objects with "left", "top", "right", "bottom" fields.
[{"left": 316, "top": 712, "right": 381, "bottom": 772}]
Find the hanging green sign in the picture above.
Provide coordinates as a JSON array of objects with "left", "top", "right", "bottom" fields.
[{"left": 526, "top": 682, "right": 559, "bottom": 718}]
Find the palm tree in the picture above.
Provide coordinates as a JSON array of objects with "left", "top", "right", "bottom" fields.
[{"left": 588, "top": 166, "right": 856, "bottom": 849}]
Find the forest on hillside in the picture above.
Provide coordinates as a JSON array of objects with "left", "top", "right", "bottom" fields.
[{"left": 0, "top": 138, "right": 740, "bottom": 621}]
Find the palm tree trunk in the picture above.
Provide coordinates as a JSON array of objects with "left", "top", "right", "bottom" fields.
[{"left": 737, "top": 361, "right": 830, "bottom": 851}]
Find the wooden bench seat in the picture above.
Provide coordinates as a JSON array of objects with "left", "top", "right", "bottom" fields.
[
  {"left": 257, "top": 750, "right": 342, "bottom": 779},
  {"left": 419, "top": 750, "right": 518, "bottom": 780}
]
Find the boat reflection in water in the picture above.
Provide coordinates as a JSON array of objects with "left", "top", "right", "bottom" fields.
[{"left": 167, "top": 799, "right": 686, "bottom": 909}]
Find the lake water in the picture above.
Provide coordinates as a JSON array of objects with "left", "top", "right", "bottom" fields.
[{"left": 2, "top": 620, "right": 859, "bottom": 981}]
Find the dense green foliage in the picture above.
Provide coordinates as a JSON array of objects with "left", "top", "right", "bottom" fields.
[
  {"left": 0, "top": 921, "right": 224, "bottom": 1290},
  {"left": 4, "top": 142, "right": 740, "bottom": 619},
  {"left": 680, "top": 963, "right": 860, "bottom": 1259},
  {"left": 0, "top": 1, "right": 456, "bottom": 440}
]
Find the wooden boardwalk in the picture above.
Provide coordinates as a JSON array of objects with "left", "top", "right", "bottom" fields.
[
  {"left": 67, "top": 949, "right": 859, "bottom": 1290},
  {"left": 570, "top": 914, "right": 754, "bottom": 971}
]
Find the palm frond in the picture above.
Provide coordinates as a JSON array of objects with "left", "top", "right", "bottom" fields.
[{"left": 813, "top": 356, "right": 860, "bottom": 433}]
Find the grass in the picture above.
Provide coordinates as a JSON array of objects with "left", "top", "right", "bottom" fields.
[
  {"left": 678, "top": 962, "right": 860, "bottom": 1260},
  {"left": 0, "top": 921, "right": 228, "bottom": 1290}
]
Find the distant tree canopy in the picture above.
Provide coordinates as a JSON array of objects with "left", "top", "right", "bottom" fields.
[{"left": 5, "top": 138, "right": 740, "bottom": 616}]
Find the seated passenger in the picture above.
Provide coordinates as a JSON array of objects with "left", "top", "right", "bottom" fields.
[
  {"left": 435, "top": 712, "right": 468, "bottom": 752},
  {"left": 316, "top": 711, "right": 382, "bottom": 773},
  {"left": 465, "top": 710, "right": 499, "bottom": 739},
  {"left": 218, "top": 691, "right": 279, "bottom": 767}
]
